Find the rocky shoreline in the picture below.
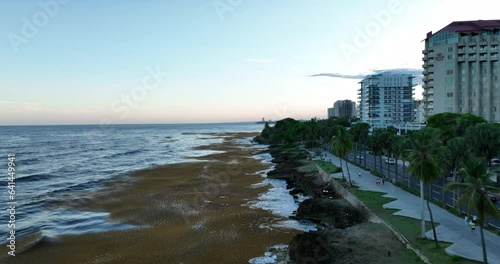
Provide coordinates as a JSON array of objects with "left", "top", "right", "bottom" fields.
[{"left": 260, "top": 143, "right": 412, "bottom": 264}]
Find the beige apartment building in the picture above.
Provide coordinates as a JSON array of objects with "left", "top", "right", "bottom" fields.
[
  {"left": 422, "top": 20, "right": 500, "bottom": 122},
  {"left": 327, "top": 100, "right": 356, "bottom": 119}
]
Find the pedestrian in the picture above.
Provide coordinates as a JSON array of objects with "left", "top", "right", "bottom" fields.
[
  {"left": 473, "top": 214, "right": 478, "bottom": 223},
  {"left": 376, "top": 179, "right": 379, "bottom": 185},
  {"left": 464, "top": 214, "right": 469, "bottom": 227},
  {"left": 382, "top": 178, "right": 385, "bottom": 185},
  {"left": 470, "top": 221, "right": 476, "bottom": 234},
  {"left": 358, "top": 172, "right": 361, "bottom": 178}
]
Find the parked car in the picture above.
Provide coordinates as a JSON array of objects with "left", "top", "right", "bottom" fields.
[
  {"left": 488, "top": 194, "right": 498, "bottom": 203},
  {"left": 356, "top": 155, "right": 364, "bottom": 159},
  {"left": 490, "top": 158, "right": 500, "bottom": 167},
  {"left": 385, "top": 158, "right": 396, "bottom": 164}
]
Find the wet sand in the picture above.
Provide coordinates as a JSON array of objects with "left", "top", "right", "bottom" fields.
[{"left": 8, "top": 132, "right": 300, "bottom": 263}]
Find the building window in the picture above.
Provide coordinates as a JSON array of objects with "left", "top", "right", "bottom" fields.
[
  {"left": 447, "top": 70, "right": 454, "bottom": 75},
  {"left": 447, "top": 92, "right": 454, "bottom": 97}
]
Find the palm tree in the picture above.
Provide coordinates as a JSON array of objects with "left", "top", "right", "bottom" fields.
[
  {"left": 369, "top": 129, "right": 385, "bottom": 174},
  {"left": 382, "top": 130, "right": 397, "bottom": 180},
  {"left": 446, "top": 156, "right": 500, "bottom": 264},
  {"left": 444, "top": 137, "right": 467, "bottom": 206},
  {"left": 406, "top": 128, "right": 443, "bottom": 246},
  {"left": 306, "top": 118, "right": 320, "bottom": 148},
  {"left": 332, "top": 126, "right": 354, "bottom": 187},
  {"left": 350, "top": 122, "right": 370, "bottom": 165},
  {"left": 392, "top": 135, "right": 403, "bottom": 183},
  {"left": 465, "top": 123, "right": 500, "bottom": 167},
  {"left": 332, "top": 135, "right": 346, "bottom": 182},
  {"left": 400, "top": 132, "right": 414, "bottom": 187}
]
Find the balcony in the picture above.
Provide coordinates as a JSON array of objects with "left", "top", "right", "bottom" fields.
[{"left": 458, "top": 48, "right": 466, "bottom": 54}]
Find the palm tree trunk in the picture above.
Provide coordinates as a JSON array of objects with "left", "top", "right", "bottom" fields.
[
  {"left": 379, "top": 156, "right": 383, "bottom": 175},
  {"left": 356, "top": 142, "right": 359, "bottom": 163},
  {"left": 363, "top": 147, "right": 367, "bottom": 167},
  {"left": 395, "top": 156, "right": 398, "bottom": 182},
  {"left": 386, "top": 157, "right": 390, "bottom": 180},
  {"left": 452, "top": 168, "right": 457, "bottom": 207},
  {"left": 339, "top": 156, "right": 345, "bottom": 181},
  {"left": 374, "top": 155, "right": 377, "bottom": 172},
  {"left": 479, "top": 210, "right": 488, "bottom": 264},
  {"left": 479, "top": 225, "right": 488, "bottom": 264},
  {"left": 427, "top": 183, "right": 439, "bottom": 248},
  {"left": 345, "top": 159, "right": 353, "bottom": 187},
  {"left": 420, "top": 179, "right": 425, "bottom": 238}
]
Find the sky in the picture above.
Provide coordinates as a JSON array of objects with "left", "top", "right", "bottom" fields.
[{"left": 1, "top": 0, "right": 499, "bottom": 125}]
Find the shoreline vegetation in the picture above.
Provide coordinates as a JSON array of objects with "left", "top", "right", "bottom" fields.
[
  {"left": 255, "top": 140, "right": 419, "bottom": 263},
  {"left": 256, "top": 117, "right": 488, "bottom": 264},
  {"left": 254, "top": 119, "right": 423, "bottom": 263}
]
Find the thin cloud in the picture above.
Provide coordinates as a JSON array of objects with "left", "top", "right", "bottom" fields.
[
  {"left": 310, "top": 68, "right": 423, "bottom": 84},
  {"left": 244, "top": 58, "right": 275, "bottom": 63},
  {"left": 309, "top": 73, "right": 365, "bottom": 79}
]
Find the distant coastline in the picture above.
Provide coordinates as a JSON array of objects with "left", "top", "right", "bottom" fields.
[{"left": 255, "top": 118, "right": 276, "bottom": 124}]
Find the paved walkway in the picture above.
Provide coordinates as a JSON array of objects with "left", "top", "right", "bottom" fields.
[{"left": 321, "top": 151, "right": 500, "bottom": 264}]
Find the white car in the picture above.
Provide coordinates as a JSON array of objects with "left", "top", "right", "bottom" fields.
[
  {"left": 491, "top": 158, "right": 500, "bottom": 167},
  {"left": 385, "top": 158, "right": 396, "bottom": 164}
]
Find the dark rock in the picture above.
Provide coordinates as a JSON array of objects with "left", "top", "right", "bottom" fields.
[
  {"left": 288, "top": 232, "right": 354, "bottom": 264},
  {"left": 296, "top": 198, "right": 367, "bottom": 229}
]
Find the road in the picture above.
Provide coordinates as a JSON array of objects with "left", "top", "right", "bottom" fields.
[{"left": 322, "top": 144, "right": 500, "bottom": 229}]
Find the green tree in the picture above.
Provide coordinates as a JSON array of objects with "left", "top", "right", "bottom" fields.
[
  {"left": 400, "top": 131, "right": 416, "bottom": 187},
  {"left": 465, "top": 123, "right": 500, "bottom": 166},
  {"left": 392, "top": 135, "right": 403, "bottom": 183},
  {"left": 444, "top": 137, "right": 467, "bottom": 206},
  {"left": 427, "top": 112, "right": 486, "bottom": 143},
  {"left": 446, "top": 156, "right": 500, "bottom": 264},
  {"left": 406, "top": 127, "right": 443, "bottom": 246},
  {"left": 304, "top": 118, "right": 320, "bottom": 148},
  {"left": 453, "top": 113, "right": 487, "bottom": 137},
  {"left": 369, "top": 129, "right": 385, "bottom": 174},
  {"left": 350, "top": 122, "right": 370, "bottom": 165},
  {"left": 332, "top": 126, "right": 354, "bottom": 187},
  {"left": 381, "top": 129, "right": 397, "bottom": 180}
]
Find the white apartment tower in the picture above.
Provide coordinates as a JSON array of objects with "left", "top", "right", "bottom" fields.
[
  {"left": 358, "top": 73, "right": 415, "bottom": 125},
  {"left": 422, "top": 20, "right": 500, "bottom": 122}
]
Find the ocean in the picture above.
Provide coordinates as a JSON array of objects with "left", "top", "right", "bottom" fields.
[{"left": 0, "top": 122, "right": 315, "bottom": 256}]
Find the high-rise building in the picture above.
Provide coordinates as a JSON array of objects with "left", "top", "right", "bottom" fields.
[
  {"left": 328, "top": 100, "right": 356, "bottom": 119},
  {"left": 358, "top": 73, "right": 415, "bottom": 125},
  {"left": 422, "top": 20, "right": 500, "bottom": 122},
  {"left": 327, "top": 107, "right": 335, "bottom": 118}
]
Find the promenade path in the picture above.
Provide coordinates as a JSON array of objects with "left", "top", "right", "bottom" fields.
[{"left": 321, "top": 150, "right": 500, "bottom": 263}]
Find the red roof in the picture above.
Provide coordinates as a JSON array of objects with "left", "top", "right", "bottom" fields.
[{"left": 442, "top": 20, "right": 500, "bottom": 33}]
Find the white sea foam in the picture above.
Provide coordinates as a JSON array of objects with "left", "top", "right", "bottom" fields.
[
  {"left": 248, "top": 244, "right": 288, "bottom": 264},
  {"left": 247, "top": 178, "right": 317, "bottom": 232}
]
